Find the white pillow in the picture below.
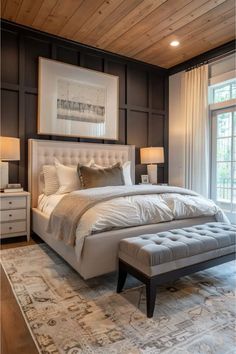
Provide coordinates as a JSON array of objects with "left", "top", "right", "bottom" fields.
[
  {"left": 42, "top": 165, "right": 60, "bottom": 196},
  {"left": 55, "top": 158, "right": 94, "bottom": 194},
  {"left": 122, "top": 161, "right": 133, "bottom": 185},
  {"left": 92, "top": 160, "right": 133, "bottom": 186}
]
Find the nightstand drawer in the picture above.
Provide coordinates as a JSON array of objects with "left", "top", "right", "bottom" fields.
[
  {"left": 0, "top": 209, "right": 26, "bottom": 222},
  {"left": 0, "top": 196, "right": 26, "bottom": 210},
  {"left": 1, "top": 221, "right": 26, "bottom": 235}
]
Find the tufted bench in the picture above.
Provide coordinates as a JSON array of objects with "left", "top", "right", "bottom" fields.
[{"left": 117, "top": 222, "right": 236, "bottom": 317}]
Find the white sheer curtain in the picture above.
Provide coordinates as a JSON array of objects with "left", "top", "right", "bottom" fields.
[{"left": 182, "top": 64, "right": 209, "bottom": 197}]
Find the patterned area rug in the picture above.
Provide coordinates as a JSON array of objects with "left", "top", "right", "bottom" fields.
[{"left": 1, "top": 244, "right": 235, "bottom": 354}]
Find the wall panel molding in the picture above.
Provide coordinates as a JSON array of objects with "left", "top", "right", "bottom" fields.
[{"left": 1, "top": 20, "right": 168, "bottom": 187}]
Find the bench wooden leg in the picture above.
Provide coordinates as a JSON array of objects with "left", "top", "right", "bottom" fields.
[
  {"left": 117, "top": 261, "right": 128, "bottom": 293},
  {"left": 146, "top": 278, "right": 156, "bottom": 318},
  {"left": 117, "top": 253, "right": 235, "bottom": 318}
]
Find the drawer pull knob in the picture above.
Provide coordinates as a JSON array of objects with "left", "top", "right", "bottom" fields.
[
  {"left": 9, "top": 227, "right": 12, "bottom": 230},
  {"left": 9, "top": 214, "right": 12, "bottom": 217},
  {"left": 9, "top": 201, "right": 12, "bottom": 205}
]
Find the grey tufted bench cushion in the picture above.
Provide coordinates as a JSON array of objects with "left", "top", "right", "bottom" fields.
[
  {"left": 117, "top": 222, "right": 236, "bottom": 317},
  {"left": 119, "top": 223, "right": 236, "bottom": 276}
]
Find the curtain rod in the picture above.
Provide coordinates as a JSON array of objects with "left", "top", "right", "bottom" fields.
[{"left": 185, "top": 50, "right": 235, "bottom": 72}]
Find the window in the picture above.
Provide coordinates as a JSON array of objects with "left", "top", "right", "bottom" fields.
[
  {"left": 210, "top": 78, "right": 236, "bottom": 222},
  {"left": 213, "top": 81, "right": 236, "bottom": 102}
]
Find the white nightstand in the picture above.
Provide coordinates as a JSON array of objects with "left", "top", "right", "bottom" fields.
[{"left": 0, "top": 191, "right": 30, "bottom": 241}]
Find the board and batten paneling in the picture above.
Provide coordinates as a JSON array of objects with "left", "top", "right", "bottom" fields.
[{"left": 1, "top": 21, "right": 168, "bottom": 188}]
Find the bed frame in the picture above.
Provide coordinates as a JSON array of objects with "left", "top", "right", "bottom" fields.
[{"left": 28, "top": 139, "right": 216, "bottom": 279}]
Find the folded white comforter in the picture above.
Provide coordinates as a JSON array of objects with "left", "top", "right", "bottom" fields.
[{"left": 41, "top": 185, "right": 229, "bottom": 259}]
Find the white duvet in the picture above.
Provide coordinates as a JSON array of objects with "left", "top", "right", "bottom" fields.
[{"left": 38, "top": 188, "right": 228, "bottom": 257}]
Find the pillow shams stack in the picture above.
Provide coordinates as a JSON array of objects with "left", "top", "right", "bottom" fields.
[
  {"left": 41, "top": 158, "right": 94, "bottom": 195},
  {"left": 41, "top": 157, "right": 133, "bottom": 195}
]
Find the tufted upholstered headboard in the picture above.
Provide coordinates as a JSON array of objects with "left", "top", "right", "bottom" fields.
[{"left": 28, "top": 139, "right": 135, "bottom": 207}]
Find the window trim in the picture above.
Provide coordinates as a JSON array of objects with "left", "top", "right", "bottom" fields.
[
  {"left": 211, "top": 107, "right": 236, "bottom": 222},
  {"left": 209, "top": 70, "right": 235, "bottom": 86},
  {"left": 209, "top": 98, "right": 236, "bottom": 111},
  {"left": 209, "top": 77, "right": 236, "bottom": 108}
]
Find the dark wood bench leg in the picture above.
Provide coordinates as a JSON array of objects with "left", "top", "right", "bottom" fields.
[
  {"left": 117, "top": 260, "right": 128, "bottom": 293},
  {"left": 146, "top": 278, "right": 156, "bottom": 318}
]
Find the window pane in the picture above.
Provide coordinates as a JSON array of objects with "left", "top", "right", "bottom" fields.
[
  {"left": 233, "top": 189, "right": 236, "bottom": 212},
  {"left": 214, "top": 84, "right": 230, "bottom": 103},
  {"left": 216, "top": 162, "right": 231, "bottom": 202},
  {"left": 232, "top": 82, "right": 236, "bottom": 99},
  {"left": 217, "top": 138, "right": 231, "bottom": 161},
  {"left": 216, "top": 188, "right": 231, "bottom": 203},
  {"left": 217, "top": 112, "right": 232, "bottom": 137},
  {"left": 234, "top": 112, "right": 236, "bottom": 136},
  {"left": 233, "top": 162, "right": 236, "bottom": 188},
  {"left": 234, "top": 138, "right": 236, "bottom": 161}
]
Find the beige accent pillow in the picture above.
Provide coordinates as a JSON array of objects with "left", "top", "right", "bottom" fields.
[
  {"left": 78, "top": 163, "right": 124, "bottom": 189},
  {"left": 42, "top": 165, "right": 60, "bottom": 195},
  {"left": 55, "top": 158, "right": 94, "bottom": 194},
  {"left": 92, "top": 161, "right": 133, "bottom": 186}
]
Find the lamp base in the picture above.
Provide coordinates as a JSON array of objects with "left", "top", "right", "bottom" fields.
[
  {"left": 0, "top": 161, "right": 9, "bottom": 189},
  {"left": 147, "top": 164, "right": 158, "bottom": 184}
]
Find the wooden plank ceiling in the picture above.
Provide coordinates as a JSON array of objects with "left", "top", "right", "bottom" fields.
[{"left": 1, "top": 0, "right": 235, "bottom": 68}]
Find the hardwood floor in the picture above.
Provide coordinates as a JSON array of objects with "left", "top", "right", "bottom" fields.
[{"left": 1, "top": 234, "right": 43, "bottom": 354}]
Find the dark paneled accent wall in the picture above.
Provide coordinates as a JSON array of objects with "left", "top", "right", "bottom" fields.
[{"left": 1, "top": 21, "right": 168, "bottom": 189}]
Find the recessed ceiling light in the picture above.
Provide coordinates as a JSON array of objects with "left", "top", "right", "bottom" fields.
[{"left": 170, "top": 40, "right": 180, "bottom": 47}]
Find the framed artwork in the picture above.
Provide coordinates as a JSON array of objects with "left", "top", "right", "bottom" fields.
[
  {"left": 141, "top": 175, "right": 150, "bottom": 184},
  {"left": 38, "top": 57, "right": 119, "bottom": 140}
]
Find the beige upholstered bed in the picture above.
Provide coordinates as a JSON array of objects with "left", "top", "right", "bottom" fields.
[{"left": 28, "top": 139, "right": 216, "bottom": 279}]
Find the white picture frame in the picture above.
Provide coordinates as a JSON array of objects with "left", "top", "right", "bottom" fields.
[
  {"left": 141, "top": 174, "right": 149, "bottom": 184},
  {"left": 38, "top": 57, "right": 119, "bottom": 140}
]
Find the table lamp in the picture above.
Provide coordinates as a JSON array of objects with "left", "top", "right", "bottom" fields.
[
  {"left": 140, "top": 147, "right": 164, "bottom": 184},
  {"left": 0, "top": 137, "right": 20, "bottom": 189}
]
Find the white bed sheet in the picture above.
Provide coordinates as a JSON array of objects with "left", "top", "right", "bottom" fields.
[{"left": 37, "top": 190, "right": 228, "bottom": 260}]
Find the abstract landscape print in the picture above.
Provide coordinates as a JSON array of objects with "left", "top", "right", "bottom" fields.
[
  {"left": 38, "top": 57, "right": 118, "bottom": 140},
  {"left": 57, "top": 78, "right": 106, "bottom": 124}
]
